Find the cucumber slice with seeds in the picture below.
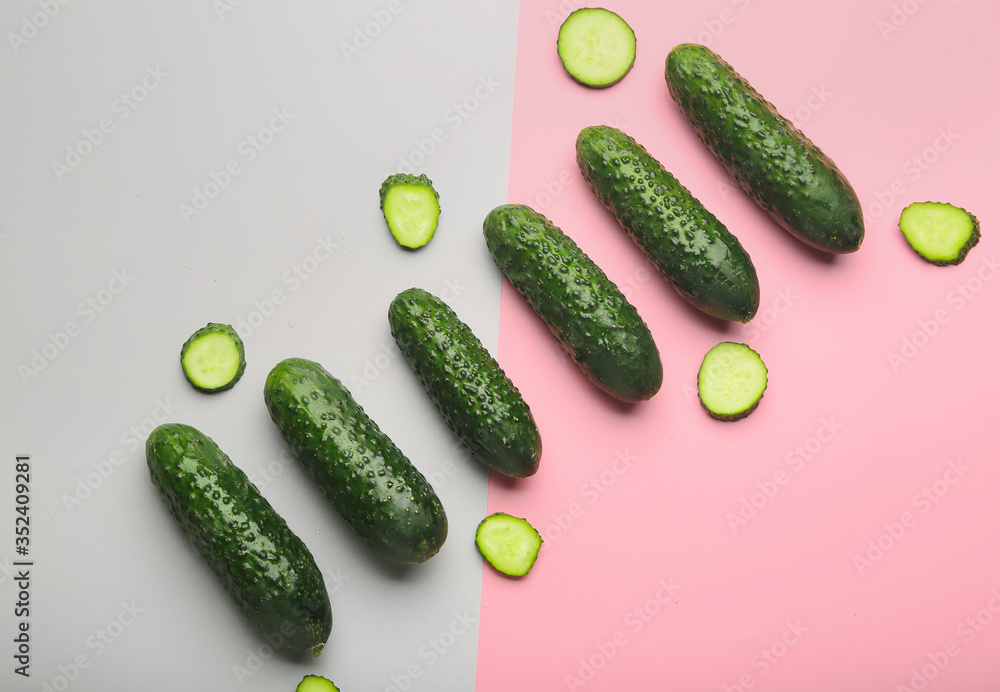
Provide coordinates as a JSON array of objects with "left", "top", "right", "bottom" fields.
[
  {"left": 557, "top": 8, "right": 636, "bottom": 88},
  {"left": 379, "top": 173, "right": 441, "bottom": 249},
  {"left": 476, "top": 512, "right": 542, "bottom": 577},
  {"left": 697, "top": 341, "right": 768, "bottom": 421},
  {"left": 295, "top": 675, "right": 340, "bottom": 692},
  {"left": 899, "top": 201, "right": 980, "bottom": 266},
  {"left": 180, "top": 322, "right": 246, "bottom": 392}
]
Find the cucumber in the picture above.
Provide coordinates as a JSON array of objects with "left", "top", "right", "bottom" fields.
[
  {"left": 898, "top": 201, "right": 980, "bottom": 266},
  {"left": 576, "top": 125, "right": 760, "bottom": 323},
  {"left": 145, "top": 423, "right": 332, "bottom": 656},
  {"left": 666, "top": 43, "right": 864, "bottom": 254},
  {"left": 263, "top": 357, "right": 447, "bottom": 565},
  {"left": 697, "top": 341, "right": 768, "bottom": 421},
  {"left": 379, "top": 173, "right": 441, "bottom": 249},
  {"left": 388, "top": 287, "right": 542, "bottom": 479},
  {"left": 180, "top": 322, "right": 246, "bottom": 392},
  {"left": 475, "top": 512, "right": 542, "bottom": 577},
  {"left": 557, "top": 7, "right": 636, "bottom": 88},
  {"left": 483, "top": 203, "right": 663, "bottom": 403},
  {"left": 295, "top": 675, "right": 340, "bottom": 692}
]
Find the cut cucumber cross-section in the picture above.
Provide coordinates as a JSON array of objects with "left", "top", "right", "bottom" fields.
[
  {"left": 557, "top": 8, "right": 636, "bottom": 88},
  {"left": 180, "top": 323, "right": 246, "bottom": 392},
  {"left": 898, "top": 201, "right": 980, "bottom": 266},
  {"left": 379, "top": 173, "right": 441, "bottom": 249},
  {"left": 697, "top": 341, "right": 768, "bottom": 421},
  {"left": 295, "top": 675, "right": 340, "bottom": 692},
  {"left": 476, "top": 512, "right": 542, "bottom": 577}
]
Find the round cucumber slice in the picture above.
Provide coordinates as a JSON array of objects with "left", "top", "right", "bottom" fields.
[
  {"left": 295, "top": 675, "right": 340, "bottom": 692},
  {"left": 476, "top": 512, "right": 542, "bottom": 577},
  {"left": 697, "top": 341, "right": 768, "bottom": 421},
  {"left": 899, "top": 201, "right": 980, "bottom": 266},
  {"left": 557, "top": 7, "right": 636, "bottom": 88},
  {"left": 379, "top": 173, "right": 441, "bottom": 249},
  {"left": 180, "top": 323, "right": 246, "bottom": 392}
]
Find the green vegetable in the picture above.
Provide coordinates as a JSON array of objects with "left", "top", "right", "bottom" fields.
[
  {"left": 379, "top": 173, "right": 441, "bottom": 249},
  {"left": 263, "top": 357, "right": 447, "bottom": 565},
  {"left": 898, "top": 201, "right": 980, "bottom": 266},
  {"left": 295, "top": 675, "right": 340, "bottom": 692},
  {"left": 666, "top": 43, "right": 864, "bottom": 254},
  {"left": 146, "top": 423, "right": 332, "bottom": 657},
  {"left": 180, "top": 322, "right": 246, "bottom": 392},
  {"left": 482, "top": 203, "right": 663, "bottom": 403},
  {"left": 475, "top": 512, "right": 542, "bottom": 577},
  {"left": 697, "top": 341, "right": 768, "bottom": 421},
  {"left": 557, "top": 7, "right": 636, "bottom": 88},
  {"left": 388, "top": 287, "right": 542, "bottom": 479},
  {"left": 576, "top": 125, "right": 760, "bottom": 323}
]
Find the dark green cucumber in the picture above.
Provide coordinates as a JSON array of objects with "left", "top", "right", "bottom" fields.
[
  {"left": 483, "top": 203, "right": 662, "bottom": 403},
  {"left": 146, "top": 423, "right": 332, "bottom": 656},
  {"left": 388, "top": 287, "right": 542, "bottom": 479},
  {"left": 263, "top": 357, "right": 447, "bottom": 565},
  {"left": 576, "top": 125, "right": 760, "bottom": 323},
  {"left": 666, "top": 43, "right": 864, "bottom": 254}
]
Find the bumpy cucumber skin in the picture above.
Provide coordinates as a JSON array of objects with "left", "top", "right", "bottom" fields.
[
  {"left": 180, "top": 322, "right": 246, "bottom": 392},
  {"left": 576, "top": 125, "right": 760, "bottom": 323},
  {"left": 388, "top": 288, "right": 542, "bottom": 479},
  {"left": 379, "top": 173, "right": 439, "bottom": 211},
  {"left": 146, "top": 423, "right": 332, "bottom": 656},
  {"left": 666, "top": 43, "right": 864, "bottom": 254},
  {"left": 263, "top": 358, "right": 447, "bottom": 565},
  {"left": 483, "top": 204, "right": 662, "bottom": 403}
]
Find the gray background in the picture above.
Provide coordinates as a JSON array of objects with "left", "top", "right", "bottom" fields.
[{"left": 0, "top": 1, "right": 518, "bottom": 689}]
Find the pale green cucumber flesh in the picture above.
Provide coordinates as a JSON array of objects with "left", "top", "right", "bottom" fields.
[
  {"left": 697, "top": 341, "right": 768, "bottom": 421},
  {"left": 296, "top": 675, "right": 340, "bottom": 692},
  {"left": 557, "top": 8, "right": 636, "bottom": 88},
  {"left": 899, "top": 201, "right": 980, "bottom": 266},
  {"left": 180, "top": 323, "right": 246, "bottom": 392},
  {"left": 476, "top": 512, "right": 542, "bottom": 577},
  {"left": 379, "top": 173, "right": 441, "bottom": 249}
]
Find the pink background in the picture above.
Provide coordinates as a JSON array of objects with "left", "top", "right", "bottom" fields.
[{"left": 478, "top": 1, "right": 1000, "bottom": 690}]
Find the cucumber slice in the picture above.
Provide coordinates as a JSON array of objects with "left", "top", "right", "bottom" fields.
[
  {"left": 476, "top": 512, "right": 542, "bottom": 577},
  {"left": 379, "top": 173, "right": 441, "bottom": 249},
  {"left": 557, "top": 8, "right": 636, "bottom": 88},
  {"left": 180, "top": 323, "right": 246, "bottom": 392},
  {"left": 295, "top": 675, "right": 340, "bottom": 692},
  {"left": 697, "top": 341, "right": 768, "bottom": 421},
  {"left": 899, "top": 201, "right": 980, "bottom": 266}
]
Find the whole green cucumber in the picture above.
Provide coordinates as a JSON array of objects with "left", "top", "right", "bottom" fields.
[
  {"left": 146, "top": 423, "right": 333, "bottom": 656},
  {"left": 263, "top": 357, "right": 447, "bottom": 565},
  {"left": 388, "top": 287, "right": 542, "bottom": 479},
  {"left": 665, "top": 43, "right": 864, "bottom": 254},
  {"left": 576, "top": 125, "right": 760, "bottom": 323},
  {"left": 483, "top": 203, "right": 662, "bottom": 403}
]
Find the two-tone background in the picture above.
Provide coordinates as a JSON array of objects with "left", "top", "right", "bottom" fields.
[{"left": 2, "top": 1, "right": 998, "bottom": 690}]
